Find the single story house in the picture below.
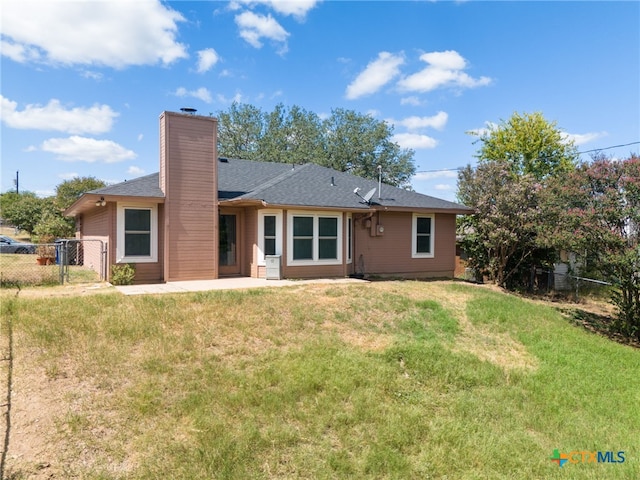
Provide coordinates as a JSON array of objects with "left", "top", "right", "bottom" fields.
[{"left": 65, "top": 111, "right": 473, "bottom": 284}]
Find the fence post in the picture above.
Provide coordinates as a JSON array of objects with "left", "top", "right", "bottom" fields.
[{"left": 57, "top": 241, "right": 64, "bottom": 285}]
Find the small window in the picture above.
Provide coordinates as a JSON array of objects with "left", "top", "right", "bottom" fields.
[
  {"left": 257, "top": 210, "right": 283, "bottom": 265},
  {"left": 347, "top": 215, "right": 352, "bottom": 263},
  {"left": 117, "top": 204, "right": 157, "bottom": 263},
  {"left": 124, "top": 209, "right": 151, "bottom": 256},
  {"left": 412, "top": 214, "right": 435, "bottom": 258},
  {"left": 263, "top": 215, "right": 276, "bottom": 256},
  {"left": 416, "top": 217, "right": 431, "bottom": 254}
]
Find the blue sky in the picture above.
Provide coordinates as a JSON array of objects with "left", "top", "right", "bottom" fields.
[{"left": 1, "top": 0, "right": 639, "bottom": 202}]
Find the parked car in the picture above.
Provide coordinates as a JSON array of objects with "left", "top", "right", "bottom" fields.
[{"left": 0, "top": 235, "right": 36, "bottom": 254}]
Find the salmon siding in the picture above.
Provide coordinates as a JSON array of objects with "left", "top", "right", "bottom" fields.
[{"left": 65, "top": 111, "right": 471, "bottom": 284}]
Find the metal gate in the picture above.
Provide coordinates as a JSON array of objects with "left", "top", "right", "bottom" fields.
[{"left": 57, "top": 239, "right": 107, "bottom": 284}]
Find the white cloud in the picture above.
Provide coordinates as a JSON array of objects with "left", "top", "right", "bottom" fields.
[
  {"left": 398, "top": 50, "right": 491, "bottom": 93},
  {"left": 127, "top": 166, "right": 145, "bottom": 176},
  {"left": 346, "top": 52, "right": 405, "bottom": 100},
  {"left": 196, "top": 48, "right": 220, "bottom": 73},
  {"left": 175, "top": 87, "right": 213, "bottom": 104},
  {"left": 1, "top": 0, "right": 187, "bottom": 68},
  {"left": 231, "top": 0, "right": 320, "bottom": 20},
  {"left": 37, "top": 136, "right": 137, "bottom": 163},
  {"left": 80, "top": 70, "right": 104, "bottom": 81},
  {"left": 564, "top": 131, "right": 607, "bottom": 146},
  {"left": 235, "top": 11, "right": 289, "bottom": 53},
  {"left": 137, "top": 134, "right": 144, "bottom": 142},
  {"left": 392, "top": 133, "right": 438, "bottom": 150},
  {"left": 434, "top": 183, "right": 454, "bottom": 191},
  {"left": 400, "top": 96, "right": 423, "bottom": 106},
  {"left": 389, "top": 112, "right": 448, "bottom": 131},
  {"left": 413, "top": 170, "right": 459, "bottom": 181},
  {"left": 216, "top": 92, "right": 246, "bottom": 104},
  {"left": 1, "top": 95, "right": 118, "bottom": 134}
]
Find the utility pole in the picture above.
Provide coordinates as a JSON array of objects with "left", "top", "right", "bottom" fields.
[{"left": 14, "top": 171, "right": 19, "bottom": 194}]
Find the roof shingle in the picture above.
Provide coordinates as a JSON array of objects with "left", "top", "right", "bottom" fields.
[{"left": 89, "top": 158, "right": 471, "bottom": 212}]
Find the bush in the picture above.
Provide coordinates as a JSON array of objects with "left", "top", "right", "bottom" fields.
[{"left": 111, "top": 264, "right": 136, "bottom": 285}]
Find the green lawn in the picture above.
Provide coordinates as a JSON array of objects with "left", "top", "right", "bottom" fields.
[
  {"left": 0, "top": 252, "right": 99, "bottom": 287},
  {"left": 2, "top": 281, "right": 638, "bottom": 479}
]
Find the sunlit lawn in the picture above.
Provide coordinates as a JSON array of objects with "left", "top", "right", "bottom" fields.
[
  {"left": 0, "top": 252, "right": 99, "bottom": 287},
  {"left": 2, "top": 281, "right": 638, "bottom": 479}
]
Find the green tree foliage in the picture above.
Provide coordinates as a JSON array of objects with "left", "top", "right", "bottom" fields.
[
  {"left": 322, "top": 108, "right": 415, "bottom": 188},
  {"left": 541, "top": 154, "right": 640, "bottom": 339},
  {"left": 457, "top": 162, "right": 554, "bottom": 288},
  {"left": 458, "top": 112, "right": 574, "bottom": 287},
  {"left": 55, "top": 176, "right": 106, "bottom": 210},
  {"left": 260, "top": 104, "right": 325, "bottom": 165},
  {"left": 0, "top": 191, "right": 48, "bottom": 235},
  {"left": 217, "top": 102, "right": 264, "bottom": 160},
  {"left": 469, "top": 111, "right": 578, "bottom": 180},
  {"left": 216, "top": 102, "right": 416, "bottom": 188},
  {"left": 0, "top": 177, "right": 104, "bottom": 239}
]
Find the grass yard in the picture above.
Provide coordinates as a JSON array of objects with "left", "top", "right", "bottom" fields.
[
  {"left": 0, "top": 252, "right": 100, "bottom": 288},
  {"left": 1, "top": 280, "right": 638, "bottom": 479}
]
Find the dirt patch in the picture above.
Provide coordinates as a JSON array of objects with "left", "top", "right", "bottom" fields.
[
  {"left": 321, "top": 320, "right": 393, "bottom": 352},
  {"left": 405, "top": 281, "right": 540, "bottom": 373},
  {"left": 3, "top": 343, "right": 135, "bottom": 479}
]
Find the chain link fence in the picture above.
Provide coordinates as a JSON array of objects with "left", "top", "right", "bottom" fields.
[{"left": 0, "top": 239, "right": 106, "bottom": 288}]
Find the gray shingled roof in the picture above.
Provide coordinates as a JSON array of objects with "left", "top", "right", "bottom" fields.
[
  {"left": 89, "top": 173, "right": 164, "bottom": 198},
  {"left": 226, "top": 161, "right": 469, "bottom": 211},
  {"left": 92, "top": 158, "right": 470, "bottom": 212}
]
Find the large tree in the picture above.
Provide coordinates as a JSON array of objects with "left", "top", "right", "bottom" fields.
[
  {"left": 0, "top": 191, "right": 50, "bottom": 235},
  {"left": 259, "top": 104, "right": 325, "bottom": 165},
  {"left": 0, "top": 177, "right": 106, "bottom": 239},
  {"left": 540, "top": 154, "right": 640, "bottom": 339},
  {"left": 55, "top": 176, "right": 106, "bottom": 210},
  {"left": 457, "top": 162, "right": 552, "bottom": 288},
  {"left": 469, "top": 111, "right": 578, "bottom": 179},
  {"left": 217, "top": 102, "right": 264, "bottom": 161},
  {"left": 322, "top": 108, "right": 415, "bottom": 188},
  {"left": 216, "top": 102, "right": 416, "bottom": 188},
  {"left": 458, "top": 112, "right": 576, "bottom": 287}
]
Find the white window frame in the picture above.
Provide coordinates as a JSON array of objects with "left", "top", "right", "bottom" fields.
[
  {"left": 411, "top": 213, "right": 435, "bottom": 258},
  {"left": 116, "top": 203, "right": 158, "bottom": 263},
  {"left": 346, "top": 213, "right": 353, "bottom": 264},
  {"left": 257, "top": 210, "right": 283, "bottom": 265},
  {"left": 287, "top": 211, "right": 343, "bottom": 266}
]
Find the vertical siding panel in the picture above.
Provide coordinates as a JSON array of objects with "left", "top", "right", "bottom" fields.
[
  {"left": 78, "top": 207, "right": 109, "bottom": 279},
  {"left": 161, "top": 112, "right": 218, "bottom": 281},
  {"left": 244, "top": 207, "right": 258, "bottom": 277}
]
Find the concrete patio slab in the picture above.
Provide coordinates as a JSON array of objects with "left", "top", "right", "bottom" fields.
[{"left": 115, "top": 277, "right": 367, "bottom": 295}]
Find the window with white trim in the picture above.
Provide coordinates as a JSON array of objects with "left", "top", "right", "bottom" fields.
[
  {"left": 287, "top": 212, "right": 342, "bottom": 265},
  {"left": 411, "top": 214, "right": 434, "bottom": 258},
  {"left": 346, "top": 214, "right": 352, "bottom": 264},
  {"left": 116, "top": 204, "right": 158, "bottom": 263},
  {"left": 257, "top": 210, "right": 283, "bottom": 264}
]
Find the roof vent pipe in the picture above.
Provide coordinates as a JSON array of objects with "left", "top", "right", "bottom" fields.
[{"left": 331, "top": 176, "right": 335, "bottom": 186}]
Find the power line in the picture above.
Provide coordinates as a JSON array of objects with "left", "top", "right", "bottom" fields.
[
  {"left": 577, "top": 141, "right": 640, "bottom": 155},
  {"left": 414, "top": 140, "right": 640, "bottom": 174}
]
